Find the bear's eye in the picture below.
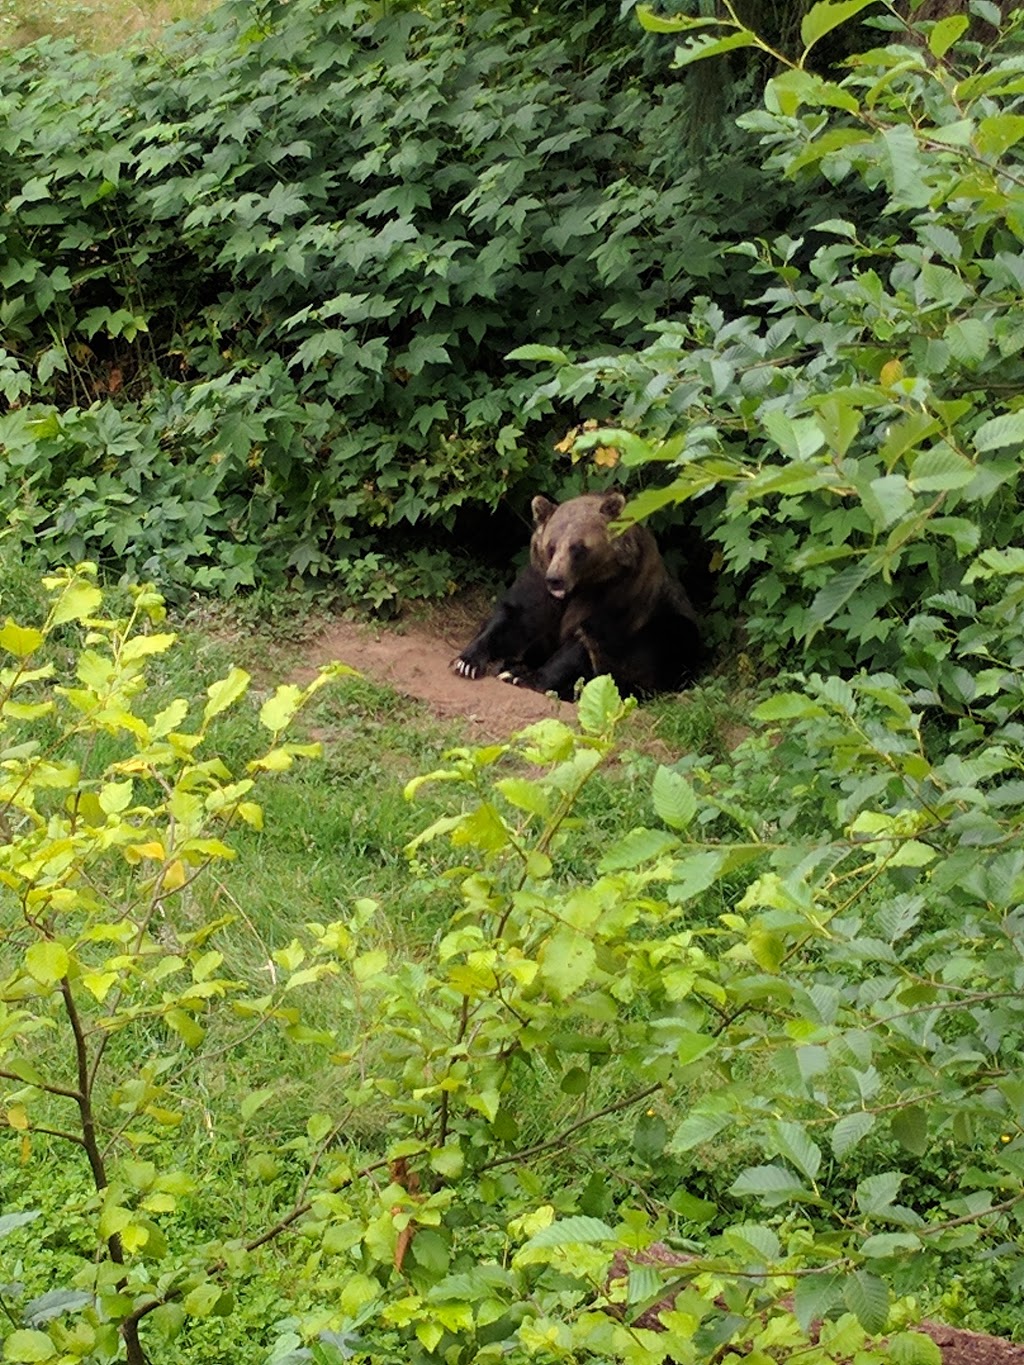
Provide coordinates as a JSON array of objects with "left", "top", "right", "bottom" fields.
[
  {"left": 546, "top": 544, "right": 556, "bottom": 562},
  {"left": 569, "top": 542, "right": 586, "bottom": 560}
]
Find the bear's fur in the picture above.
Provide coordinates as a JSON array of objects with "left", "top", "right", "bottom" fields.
[{"left": 453, "top": 491, "right": 702, "bottom": 700}]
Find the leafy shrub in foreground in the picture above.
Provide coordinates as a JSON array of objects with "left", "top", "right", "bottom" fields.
[
  {"left": 0, "top": 567, "right": 349, "bottom": 1363},
  {"left": 8, "top": 596, "right": 1024, "bottom": 1360}
]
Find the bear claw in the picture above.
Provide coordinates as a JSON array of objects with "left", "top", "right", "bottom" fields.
[{"left": 452, "top": 657, "right": 480, "bottom": 679}]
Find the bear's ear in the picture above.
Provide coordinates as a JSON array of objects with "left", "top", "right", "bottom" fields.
[
  {"left": 532, "top": 496, "right": 557, "bottom": 527},
  {"left": 599, "top": 490, "right": 626, "bottom": 520}
]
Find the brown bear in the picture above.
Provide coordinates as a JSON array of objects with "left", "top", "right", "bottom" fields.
[{"left": 452, "top": 490, "right": 702, "bottom": 700}]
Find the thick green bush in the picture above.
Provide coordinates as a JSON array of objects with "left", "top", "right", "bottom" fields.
[
  {"left": 0, "top": 0, "right": 807, "bottom": 594},
  {"left": 529, "top": 1, "right": 1024, "bottom": 693}
]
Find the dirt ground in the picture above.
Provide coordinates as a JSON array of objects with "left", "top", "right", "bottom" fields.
[{"left": 295, "top": 599, "right": 571, "bottom": 732}]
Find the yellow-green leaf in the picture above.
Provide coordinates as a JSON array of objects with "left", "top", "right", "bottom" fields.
[
  {"left": 259, "top": 684, "right": 303, "bottom": 733},
  {"left": 120, "top": 633, "right": 176, "bottom": 663},
  {"left": 0, "top": 622, "right": 45, "bottom": 658},
  {"left": 2, "top": 701, "right": 55, "bottom": 720},
  {"left": 203, "top": 667, "right": 250, "bottom": 725},
  {"left": 248, "top": 747, "right": 293, "bottom": 772},
  {"left": 50, "top": 582, "right": 103, "bottom": 626},
  {"left": 99, "top": 780, "right": 133, "bottom": 815},
  {"left": 120, "top": 1222, "right": 150, "bottom": 1254},
  {"left": 24, "top": 940, "right": 69, "bottom": 986},
  {"left": 353, "top": 950, "right": 387, "bottom": 982},
  {"left": 82, "top": 971, "right": 118, "bottom": 1003},
  {"left": 6, "top": 1104, "right": 29, "bottom": 1131},
  {"left": 236, "top": 801, "right": 264, "bottom": 829},
  {"left": 183, "top": 1284, "right": 222, "bottom": 1318},
  {"left": 3, "top": 1328, "right": 57, "bottom": 1362}
]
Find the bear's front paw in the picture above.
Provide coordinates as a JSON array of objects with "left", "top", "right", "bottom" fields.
[
  {"left": 452, "top": 655, "right": 482, "bottom": 680},
  {"left": 498, "top": 667, "right": 532, "bottom": 689}
]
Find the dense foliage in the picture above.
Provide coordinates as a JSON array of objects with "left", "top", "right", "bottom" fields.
[
  {"left": 6, "top": 2, "right": 1024, "bottom": 1363},
  {"left": 4, "top": 578, "right": 1024, "bottom": 1363},
  {"left": 530, "top": 0, "right": 1024, "bottom": 677},
  {"left": 0, "top": 0, "right": 805, "bottom": 596}
]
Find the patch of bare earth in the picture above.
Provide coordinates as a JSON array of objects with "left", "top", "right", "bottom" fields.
[{"left": 294, "top": 600, "right": 570, "bottom": 733}]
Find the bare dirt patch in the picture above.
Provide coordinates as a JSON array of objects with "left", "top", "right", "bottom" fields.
[{"left": 294, "top": 600, "right": 570, "bottom": 733}]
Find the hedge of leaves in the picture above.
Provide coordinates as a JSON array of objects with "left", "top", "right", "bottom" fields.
[
  {"left": 527, "top": 1, "right": 1024, "bottom": 682},
  {"left": 0, "top": 0, "right": 809, "bottom": 595}
]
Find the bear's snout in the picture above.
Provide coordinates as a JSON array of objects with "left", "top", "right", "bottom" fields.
[{"left": 545, "top": 574, "right": 568, "bottom": 599}]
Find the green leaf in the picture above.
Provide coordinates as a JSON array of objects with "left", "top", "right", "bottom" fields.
[
  {"left": 728, "top": 1164, "right": 811, "bottom": 1205},
  {"left": 753, "top": 692, "right": 827, "bottom": 721},
  {"left": 807, "top": 560, "right": 874, "bottom": 630},
  {"left": 844, "top": 1269, "right": 889, "bottom": 1334},
  {"left": 204, "top": 667, "right": 250, "bottom": 725},
  {"left": 769, "top": 1120, "right": 821, "bottom": 1181},
  {"left": 880, "top": 123, "right": 931, "bottom": 209},
  {"left": 21, "top": 1289, "right": 91, "bottom": 1325},
  {"left": 908, "top": 447, "right": 976, "bottom": 491},
  {"left": 598, "top": 827, "right": 678, "bottom": 873},
  {"left": 944, "top": 318, "right": 989, "bottom": 365},
  {"left": 24, "top": 941, "right": 69, "bottom": 986},
  {"left": 667, "top": 850, "right": 729, "bottom": 903},
  {"left": 521, "top": 1216, "right": 615, "bottom": 1250},
  {"left": 975, "top": 113, "right": 1024, "bottom": 158},
  {"left": 794, "top": 1273, "right": 843, "bottom": 1333},
  {"left": 506, "top": 344, "right": 570, "bottom": 364},
  {"left": 577, "top": 674, "right": 623, "bottom": 734},
  {"left": 832, "top": 1111, "right": 875, "bottom": 1158},
  {"left": 889, "top": 1332, "right": 943, "bottom": 1365},
  {"left": 0, "top": 1212, "right": 39, "bottom": 1238},
  {"left": 928, "top": 13, "right": 968, "bottom": 58},
  {"left": 538, "top": 928, "right": 596, "bottom": 1000},
  {"left": 674, "top": 1031, "right": 716, "bottom": 1066},
  {"left": 652, "top": 765, "right": 697, "bottom": 831},
  {"left": 240, "top": 1088, "right": 275, "bottom": 1122},
  {"left": 668, "top": 1111, "right": 730, "bottom": 1154},
  {"left": 856, "top": 1171, "right": 903, "bottom": 1215},
  {"left": 723, "top": 1223, "right": 780, "bottom": 1262},
  {"left": 801, "top": 0, "right": 881, "bottom": 53},
  {"left": 673, "top": 30, "right": 761, "bottom": 68},
  {"left": 964, "top": 546, "right": 1024, "bottom": 581},
  {"left": 636, "top": 6, "right": 723, "bottom": 33},
  {"left": 974, "top": 411, "right": 1024, "bottom": 452},
  {"left": 633, "top": 1112, "right": 668, "bottom": 1165},
  {"left": 879, "top": 412, "right": 942, "bottom": 470},
  {"left": 3, "top": 1330, "right": 56, "bottom": 1362},
  {"left": 890, "top": 1105, "right": 928, "bottom": 1156},
  {"left": 862, "top": 474, "right": 914, "bottom": 530},
  {"left": 860, "top": 1232, "right": 921, "bottom": 1259}
]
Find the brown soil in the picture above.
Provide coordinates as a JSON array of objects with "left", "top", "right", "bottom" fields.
[
  {"left": 294, "top": 600, "right": 572, "bottom": 733},
  {"left": 916, "top": 1323, "right": 1024, "bottom": 1365}
]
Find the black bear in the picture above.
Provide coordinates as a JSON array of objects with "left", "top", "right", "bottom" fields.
[{"left": 452, "top": 491, "right": 702, "bottom": 700}]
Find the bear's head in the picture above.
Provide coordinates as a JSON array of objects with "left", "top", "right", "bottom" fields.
[{"left": 530, "top": 491, "right": 632, "bottom": 599}]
